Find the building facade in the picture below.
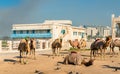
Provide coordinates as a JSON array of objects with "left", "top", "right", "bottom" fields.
[
  {"left": 111, "top": 14, "right": 120, "bottom": 39},
  {"left": 11, "top": 20, "right": 87, "bottom": 50},
  {"left": 86, "top": 27, "right": 98, "bottom": 37}
]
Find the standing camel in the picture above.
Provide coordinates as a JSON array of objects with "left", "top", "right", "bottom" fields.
[
  {"left": 29, "top": 38, "right": 36, "bottom": 59},
  {"left": 18, "top": 38, "right": 30, "bottom": 63},
  {"left": 109, "top": 39, "right": 120, "bottom": 54},
  {"left": 90, "top": 37, "right": 111, "bottom": 59},
  {"left": 79, "top": 39, "right": 87, "bottom": 49},
  {"left": 68, "top": 39, "right": 80, "bottom": 49},
  {"left": 51, "top": 38, "right": 62, "bottom": 56}
]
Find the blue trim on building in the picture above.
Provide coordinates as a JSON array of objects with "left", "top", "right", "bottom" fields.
[{"left": 11, "top": 33, "right": 52, "bottom": 38}]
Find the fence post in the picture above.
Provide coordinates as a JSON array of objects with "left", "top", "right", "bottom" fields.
[{"left": 8, "top": 41, "right": 12, "bottom": 51}]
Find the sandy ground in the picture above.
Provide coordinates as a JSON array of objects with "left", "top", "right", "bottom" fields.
[{"left": 0, "top": 50, "right": 120, "bottom": 74}]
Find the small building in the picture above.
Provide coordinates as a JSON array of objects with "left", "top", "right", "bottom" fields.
[
  {"left": 11, "top": 20, "right": 86, "bottom": 50},
  {"left": 86, "top": 27, "right": 98, "bottom": 37}
]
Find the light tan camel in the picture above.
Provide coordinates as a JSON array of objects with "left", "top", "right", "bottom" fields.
[
  {"left": 110, "top": 39, "right": 120, "bottom": 54},
  {"left": 51, "top": 38, "right": 62, "bottom": 56},
  {"left": 63, "top": 51, "right": 94, "bottom": 66},
  {"left": 79, "top": 39, "right": 86, "bottom": 49}
]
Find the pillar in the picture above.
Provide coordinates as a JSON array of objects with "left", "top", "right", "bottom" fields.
[{"left": 8, "top": 41, "right": 12, "bottom": 51}]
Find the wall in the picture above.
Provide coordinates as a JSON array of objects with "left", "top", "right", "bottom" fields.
[{"left": 0, "top": 40, "right": 92, "bottom": 53}]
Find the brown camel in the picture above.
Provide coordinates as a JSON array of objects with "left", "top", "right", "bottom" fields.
[
  {"left": 109, "top": 39, "right": 120, "bottom": 54},
  {"left": 68, "top": 39, "right": 80, "bottom": 49},
  {"left": 29, "top": 38, "right": 36, "bottom": 59},
  {"left": 90, "top": 36, "right": 111, "bottom": 59},
  {"left": 18, "top": 38, "right": 30, "bottom": 63},
  {"left": 51, "top": 38, "right": 62, "bottom": 56},
  {"left": 63, "top": 51, "right": 94, "bottom": 66}
]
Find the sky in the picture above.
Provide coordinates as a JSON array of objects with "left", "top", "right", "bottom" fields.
[{"left": 0, "top": 0, "right": 120, "bottom": 37}]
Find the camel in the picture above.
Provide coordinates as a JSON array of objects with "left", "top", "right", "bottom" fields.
[
  {"left": 18, "top": 38, "right": 30, "bottom": 63},
  {"left": 68, "top": 39, "right": 80, "bottom": 49},
  {"left": 29, "top": 38, "right": 36, "bottom": 59},
  {"left": 63, "top": 51, "right": 94, "bottom": 66},
  {"left": 90, "top": 36, "right": 111, "bottom": 59},
  {"left": 109, "top": 39, "right": 120, "bottom": 54},
  {"left": 79, "top": 39, "right": 87, "bottom": 49},
  {"left": 51, "top": 38, "right": 62, "bottom": 56}
]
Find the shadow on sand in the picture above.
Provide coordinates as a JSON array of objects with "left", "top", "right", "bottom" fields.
[
  {"left": 4, "top": 59, "right": 17, "bottom": 63},
  {"left": 103, "top": 65, "right": 120, "bottom": 71}
]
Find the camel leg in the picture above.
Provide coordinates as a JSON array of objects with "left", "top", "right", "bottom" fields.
[
  {"left": 57, "top": 48, "right": 60, "bottom": 56},
  {"left": 99, "top": 49, "right": 103, "bottom": 59},
  {"left": 52, "top": 48, "right": 56, "bottom": 56},
  {"left": 110, "top": 47, "right": 114, "bottom": 55},
  {"left": 20, "top": 50, "right": 22, "bottom": 63},
  {"left": 56, "top": 48, "right": 58, "bottom": 56},
  {"left": 90, "top": 50, "right": 93, "bottom": 59},
  {"left": 119, "top": 47, "right": 120, "bottom": 54},
  {"left": 110, "top": 48, "right": 112, "bottom": 55},
  {"left": 112, "top": 47, "right": 115, "bottom": 55},
  {"left": 63, "top": 55, "right": 69, "bottom": 64},
  {"left": 103, "top": 48, "right": 106, "bottom": 60},
  {"left": 34, "top": 48, "right": 36, "bottom": 59}
]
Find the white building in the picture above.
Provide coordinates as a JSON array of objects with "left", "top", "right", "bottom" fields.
[
  {"left": 11, "top": 20, "right": 87, "bottom": 50},
  {"left": 103, "top": 26, "right": 111, "bottom": 37},
  {"left": 86, "top": 27, "right": 98, "bottom": 37},
  {"left": 111, "top": 14, "right": 120, "bottom": 39}
]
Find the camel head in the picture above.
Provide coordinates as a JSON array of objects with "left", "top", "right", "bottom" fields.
[
  {"left": 104, "top": 36, "right": 112, "bottom": 47},
  {"left": 68, "top": 40, "right": 71, "bottom": 42}
]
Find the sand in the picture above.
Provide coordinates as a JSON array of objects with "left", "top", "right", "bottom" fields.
[{"left": 0, "top": 50, "right": 120, "bottom": 74}]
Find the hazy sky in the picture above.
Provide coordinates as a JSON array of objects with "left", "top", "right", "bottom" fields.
[{"left": 0, "top": 0, "right": 120, "bottom": 37}]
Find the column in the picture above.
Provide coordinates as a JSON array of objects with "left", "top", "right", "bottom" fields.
[
  {"left": 8, "top": 41, "right": 12, "bottom": 51},
  {"left": 45, "top": 41, "right": 48, "bottom": 49},
  {"left": 40, "top": 41, "right": 43, "bottom": 49},
  {"left": 111, "top": 14, "right": 115, "bottom": 39}
]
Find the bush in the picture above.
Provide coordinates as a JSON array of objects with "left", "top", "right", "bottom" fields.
[
  {"left": 69, "top": 47, "right": 80, "bottom": 52},
  {"left": 69, "top": 47, "right": 78, "bottom": 50}
]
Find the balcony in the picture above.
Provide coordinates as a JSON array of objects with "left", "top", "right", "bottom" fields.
[{"left": 11, "top": 33, "right": 52, "bottom": 38}]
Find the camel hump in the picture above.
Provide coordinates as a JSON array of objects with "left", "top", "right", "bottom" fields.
[
  {"left": 73, "top": 40, "right": 79, "bottom": 46},
  {"left": 20, "top": 39, "right": 26, "bottom": 43},
  {"left": 113, "top": 39, "right": 120, "bottom": 45},
  {"left": 114, "top": 39, "right": 120, "bottom": 42},
  {"left": 54, "top": 39, "right": 60, "bottom": 43},
  {"left": 94, "top": 39, "right": 103, "bottom": 45}
]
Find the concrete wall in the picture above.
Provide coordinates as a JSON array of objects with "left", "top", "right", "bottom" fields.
[{"left": 0, "top": 40, "right": 93, "bottom": 53}]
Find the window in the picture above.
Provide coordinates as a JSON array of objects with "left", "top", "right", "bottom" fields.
[
  {"left": 116, "top": 24, "right": 120, "bottom": 37},
  {"left": 32, "top": 30, "right": 35, "bottom": 34},
  {"left": 61, "top": 30, "right": 65, "bottom": 34},
  {"left": 16, "top": 31, "right": 20, "bottom": 34},
  {"left": 20, "top": 30, "right": 23, "bottom": 34},
  {"left": 82, "top": 33, "right": 84, "bottom": 38},
  {"left": 47, "top": 30, "right": 50, "bottom": 33},
  {"left": 78, "top": 32, "right": 82, "bottom": 36},
  {"left": 13, "top": 30, "right": 16, "bottom": 34},
  {"left": 73, "top": 32, "right": 77, "bottom": 36},
  {"left": 26, "top": 30, "right": 29, "bottom": 34}
]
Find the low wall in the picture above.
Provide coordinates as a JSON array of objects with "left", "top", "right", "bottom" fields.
[{"left": 0, "top": 40, "right": 93, "bottom": 53}]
